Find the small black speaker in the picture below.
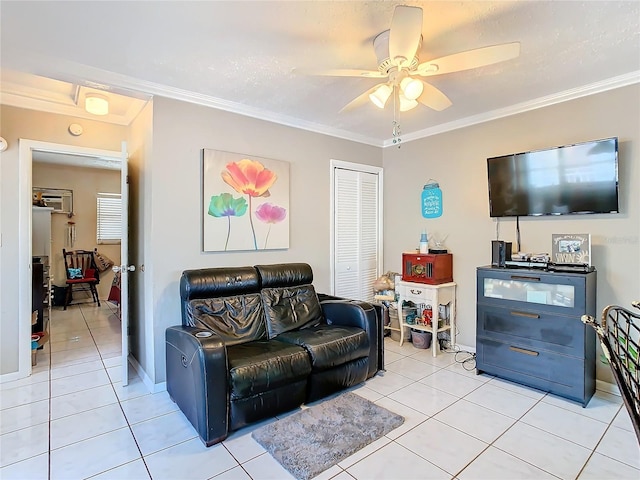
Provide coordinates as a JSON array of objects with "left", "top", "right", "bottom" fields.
[{"left": 492, "top": 240, "right": 512, "bottom": 267}]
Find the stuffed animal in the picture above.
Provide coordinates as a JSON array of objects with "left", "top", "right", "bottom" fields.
[{"left": 373, "top": 271, "right": 399, "bottom": 292}]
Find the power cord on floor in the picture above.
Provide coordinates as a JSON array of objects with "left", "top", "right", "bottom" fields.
[
  {"left": 438, "top": 331, "right": 477, "bottom": 371},
  {"left": 454, "top": 350, "right": 477, "bottom": 371}
]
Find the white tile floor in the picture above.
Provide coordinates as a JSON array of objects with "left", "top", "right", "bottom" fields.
[{"left": 1, "top": 303, "right": 639, "bottom": 479}]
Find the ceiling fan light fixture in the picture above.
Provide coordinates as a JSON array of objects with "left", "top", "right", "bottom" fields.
[
  {"left": 398, "top": 92, "right": 418, "bottom": 112},
  {"left": 369, "top": 84, "right": 392, "bottom": 108},
  {"left": 400, "top": 77, "right": 423, "bottom": 100},
  {"left": 85, "top": 93, "right": 109, "bottom": 115}
]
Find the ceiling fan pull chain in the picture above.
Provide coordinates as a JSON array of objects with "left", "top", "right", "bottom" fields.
[
  {"left": 392, "top": 87, "right": 402, "bottom": 148},
  {"left": 392, "top": 120, "right": 401, "bottom": 147}
]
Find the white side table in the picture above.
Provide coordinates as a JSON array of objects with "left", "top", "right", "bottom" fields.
[{"left": 397, "top": 280, "right": 456, "bottom": 356}]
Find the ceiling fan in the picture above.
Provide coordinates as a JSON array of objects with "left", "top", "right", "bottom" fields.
[{"left": 299, "top": 5, "right": 520, "bottom": 116}]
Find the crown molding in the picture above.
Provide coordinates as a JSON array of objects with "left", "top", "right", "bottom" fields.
[
  {"left": 76, "top": 66, "right": 640, "bottom": 148},
  {"left": 1, "top": 91, "right": 140, "bottom": 126},
  {"left": 384, "top": 71, "right": 640, "bottom": 147},
  {"left": 3, "top": 52, "right": 638, "bottom": 149},
  {"left": 119, "top": 76, "right": 384, "bottom": 148},
  {"left": 105, "top": 66, "right": 640, "bottom": 148},
  {"left": 7, "top": 56, "right": 384, "bottom": 147},
  {"left": 5, "top": 63, "right": 384, "bottom": 147}
]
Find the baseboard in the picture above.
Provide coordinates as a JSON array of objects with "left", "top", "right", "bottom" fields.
[
  {"left": 451, "top": 343, "right": 476, "bottom": 354},
  {"left": 596, "top": 379, "right": 621, "bottom": 396},
  {"left": 0, "top": 370, "right": 26, "bottom": 384},
  {"left": 128, "top": 354, "right": 166, "bottom": 393}
]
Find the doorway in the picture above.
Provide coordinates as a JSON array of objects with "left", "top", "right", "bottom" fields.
[{"left": 18, "top": 140, "right": 130, "bottom": 382}]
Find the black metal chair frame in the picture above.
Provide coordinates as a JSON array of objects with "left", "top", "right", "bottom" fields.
[{"left": 582, "top": 302, "right": 640, "bottom": 443}]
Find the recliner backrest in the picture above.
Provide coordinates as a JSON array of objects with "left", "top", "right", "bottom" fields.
[
  {"left": 255, "top": 263, "right": 324, "bottom": 338},
  {"left": 180, "top": 267, "right": 267, "bottom": 345}
]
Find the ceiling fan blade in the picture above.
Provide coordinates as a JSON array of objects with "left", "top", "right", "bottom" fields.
[
  {"left": 416, "top": 42, "right": 521, "bottom": 77},
  {"left": 293, "top": 68, "right": 385, "bottom": 78},
  {"left": 339, "top": 84, "right": 385, "bottom": 113},
  {"left": 416, "top": 81, "right": 452, "bottom": 111},
  {"left": 389, "top": 5, "right": 423, "bottom": 68}
]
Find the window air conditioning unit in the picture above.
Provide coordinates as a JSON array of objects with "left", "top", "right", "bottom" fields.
[{"left": 33, "top": 187, "right": 73, "bottom": 215}]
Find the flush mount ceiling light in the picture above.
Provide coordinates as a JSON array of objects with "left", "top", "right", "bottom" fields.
[{"left": 85, "top": 93, "right": 109, "bottom": 116}]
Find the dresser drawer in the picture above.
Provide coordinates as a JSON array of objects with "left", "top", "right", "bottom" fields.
[
  {"left": 476, "top": 337, "right": 589, "bottom": 405},
  {"left": 477, "top": 267, "right": 595, "bottom": 317},
  {"left": 477, "top": 304, "right": 587, "bottom": 357}
]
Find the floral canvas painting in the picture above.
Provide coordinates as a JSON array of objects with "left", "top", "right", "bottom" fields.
[{"left": 202, "top": 149, "right": 290, "bottom": 252}]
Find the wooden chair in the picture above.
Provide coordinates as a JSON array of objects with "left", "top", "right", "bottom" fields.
[{"left": 62, "top": 249, "right": 100, "bottom": 309}]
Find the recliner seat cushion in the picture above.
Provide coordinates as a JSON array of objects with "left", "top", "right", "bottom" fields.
[
  {"left": 306, "top": 357, "right": 369, "bottom": 402},
  {"left": 185, "top": 294, "right": 266, "bottom": 346},
  {"left": 226, "top": 340, "right": 311, "bottom": 400},
  {"left": 275, "top": 325, "right": 369, "bottom": 370}
]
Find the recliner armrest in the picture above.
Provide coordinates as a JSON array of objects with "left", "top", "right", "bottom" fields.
[
  {"left": 320, "top": 300, "right": 379, "bottom": 379},
  {"left": 165, "top": 325, "right": 230, "bottom": 446},
  {"left": 320, "top": 299, "right": 373, "bottom": 329}
]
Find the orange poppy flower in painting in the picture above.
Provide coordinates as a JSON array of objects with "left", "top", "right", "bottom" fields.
[{"left": 222, "top": 159, "right": 277, "bottom": 198}]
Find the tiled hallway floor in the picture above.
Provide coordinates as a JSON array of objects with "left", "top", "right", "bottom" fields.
[{"left": 1, "top": 303, "right": 639, "bottom": 479}]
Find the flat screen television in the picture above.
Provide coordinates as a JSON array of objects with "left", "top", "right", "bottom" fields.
[{"left": 487, "top": 137, "right": 619, "bottom": 217}]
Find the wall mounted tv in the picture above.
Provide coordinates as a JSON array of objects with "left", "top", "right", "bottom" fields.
[{"left": 487, "top": 137, "right": 619, "bottom": 217}]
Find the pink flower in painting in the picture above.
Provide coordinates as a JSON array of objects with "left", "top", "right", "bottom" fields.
[
  {"left": 255, "top": 203, "right": 286, "bottom": 249},
  {"left": 255, "top": 203, "right": 287, "bottom": 224}
]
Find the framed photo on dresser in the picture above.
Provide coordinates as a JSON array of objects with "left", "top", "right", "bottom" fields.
[{"left": 552, "top": 233, "right": 591, "bottom": 266}]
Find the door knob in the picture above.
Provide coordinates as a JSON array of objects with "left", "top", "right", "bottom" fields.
[{"left": 112, "top": 265, "right": 136, "bottom": 273}]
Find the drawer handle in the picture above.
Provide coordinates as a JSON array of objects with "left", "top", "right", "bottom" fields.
[
  {"left": 510, "top": 275, "right": 540, "bottom": 282},
  {"left": 509, "top": 346, "right": 539, "bottom": 356},
  {"left": 410, "top": 289, "right": 423, "bottom": 295},
  {"left": 510, "top": 311, "right": 540, "bottom": 319}
]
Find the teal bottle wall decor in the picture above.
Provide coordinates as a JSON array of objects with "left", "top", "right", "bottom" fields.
[{"left": 421, "top": 181, "right": 443, "bottom": 218}]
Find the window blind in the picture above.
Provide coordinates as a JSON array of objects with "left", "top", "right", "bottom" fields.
[{"left": 97, "top": 193, "right": 121, "bottom": 244}]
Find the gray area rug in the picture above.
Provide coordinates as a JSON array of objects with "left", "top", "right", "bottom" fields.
[{"left": 251, "top": 392, "right": 404, "bottom": 480}]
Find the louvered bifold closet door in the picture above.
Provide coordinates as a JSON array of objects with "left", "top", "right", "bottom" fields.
[{"left": 334, "top": 167, "right": 380, "bottom": 302}]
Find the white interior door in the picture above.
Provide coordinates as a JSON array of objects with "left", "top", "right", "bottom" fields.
[
  {"left": 118, "top": 142, "right": 131, "bottom": 386},
  {"left": 331, "top": 161, "right": 383, "bottom": 302}
]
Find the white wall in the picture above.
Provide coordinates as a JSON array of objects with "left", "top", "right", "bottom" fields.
[
  {"left": 0, "top": 105, "right": 127, "bottom": 376},
  {"left": 383, "top": 84, "right": 640, "bottom": 383},
  {"left": 146, "top": 97, "right": 382, "bottom": 384}
]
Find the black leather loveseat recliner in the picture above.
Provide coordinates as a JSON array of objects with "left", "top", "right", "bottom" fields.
[{"left": 166, "top": 263, "right": 379, "bottom": 446}]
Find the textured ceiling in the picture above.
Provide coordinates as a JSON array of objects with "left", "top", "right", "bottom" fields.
[{"left": 1, "top": 1, "right": 639, "bottom": 146}]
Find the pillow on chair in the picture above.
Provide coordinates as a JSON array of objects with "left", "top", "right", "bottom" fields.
[
  {"left": 84, "top": 268, "right": 97, "bottom": 281},
  {"left": 68, "top": 268, "right": 83, "bottom": 279}
]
